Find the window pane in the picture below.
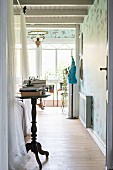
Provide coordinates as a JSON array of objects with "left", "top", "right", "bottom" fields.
[
  {"left": 15, "top": 49, "right": 21, "bottom": 92},
  {"left": 57, "top": 50, "right": 71, "bottom": 81},
  {"left": 42, "top": 50, "right": 56, "bottom": 80},
  {"left": 28, "top": 50, "right": 36, "bottom": 77}
]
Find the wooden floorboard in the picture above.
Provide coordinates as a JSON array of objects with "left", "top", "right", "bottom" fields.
[{"left": 27, "top": 107, "right": 105, "bottom": 170}]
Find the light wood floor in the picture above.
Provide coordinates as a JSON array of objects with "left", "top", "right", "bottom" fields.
[{"left": 27, "top": 107, "right": 105, "bottom": 170}]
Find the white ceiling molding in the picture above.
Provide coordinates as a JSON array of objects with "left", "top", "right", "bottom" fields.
[
  {"left": 13, "top": 0, "right": 94, "bottom": 28},
  {"left": 26, "top": 17, "right": 84, "bottom": 24},
  {"left": 13, "top": 0, "right": 94, "bottom": 6},
  {"left": 26, "top": 24, "right": 77, "bottom": 28},
  {"left": 14, "top": 9, "right": 88, "bottom": 16}
]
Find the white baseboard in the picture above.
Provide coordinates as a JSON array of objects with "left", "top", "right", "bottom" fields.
[
  {"left": 79, "top": 116, "right": 86, "bottom": 128},
  {"left": 87, "top": 128, "right": 106, "bottom": 156},
  {"left": 79, "top": 117, "right": 106, "bottom": 156}
]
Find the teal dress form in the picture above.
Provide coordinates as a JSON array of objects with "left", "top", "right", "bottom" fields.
[{"left": 68, "top": 56, "right": 77, "bottom": 84}]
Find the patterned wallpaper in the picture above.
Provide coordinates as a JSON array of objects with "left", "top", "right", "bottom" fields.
[
  {"left": 45, "top": 29, "right": 75, "bottom": 38},
  {"left": 80, "top": 0, "right": 107, "bottom": 144}
]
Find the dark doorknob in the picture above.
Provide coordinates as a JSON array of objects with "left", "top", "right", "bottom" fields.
[{"left": 100, "top": 67, "right": 107, "bottom": 71}]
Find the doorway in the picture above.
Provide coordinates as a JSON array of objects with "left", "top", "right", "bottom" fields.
[{"left": 41, "top": 43, "right": 75, "bottom": 107}]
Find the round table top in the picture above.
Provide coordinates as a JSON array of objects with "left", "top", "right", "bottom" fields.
[{"left": 15, "top": 93, "right": 51, "bottom": 99}]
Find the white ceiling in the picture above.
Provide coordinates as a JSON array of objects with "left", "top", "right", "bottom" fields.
[{"left": 13, "top": 0, "right": 94, "bottom": 28}]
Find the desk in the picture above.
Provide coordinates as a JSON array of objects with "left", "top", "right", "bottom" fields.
[{"left": 18, "top": 94, "right": 50, "bottom": 170}]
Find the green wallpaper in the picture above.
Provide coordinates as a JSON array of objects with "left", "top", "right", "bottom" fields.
[{"left": 80, "top": 0, "right": 107, "bottom": 144}]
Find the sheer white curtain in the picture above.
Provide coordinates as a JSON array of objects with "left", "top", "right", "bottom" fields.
[
  {"left": 14, "top": 9, "right": 32, "bottom": 135},
  {"left": 20, "top": 11, "right": 29, "bottom": 81},
  {"left": 20, "top": 11, "right": 32, "bottom": 136},
  {"left": 15, "top": 15, "right": 22, "bottom": 93},
  {"left": 36, "top": 45, "right": 42, "bottom": 79},
  {"left": 8, "top": 0, "right": 38, "bottom": 169}
]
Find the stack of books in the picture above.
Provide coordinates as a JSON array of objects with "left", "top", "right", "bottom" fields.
[
  {"left": 19, "top": 87, "right": 42, "bottom": 97},
  {"left": 23, "top": 79, "right": 46, "bottom": 88}
]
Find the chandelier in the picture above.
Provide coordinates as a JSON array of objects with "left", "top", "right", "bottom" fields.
[{"left": 28, "top": 30, "right": 48, "bottom": 47}]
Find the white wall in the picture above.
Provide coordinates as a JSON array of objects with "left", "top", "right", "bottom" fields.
[{"left": 80, "top": 0, "right": 107, "bottom": 144}]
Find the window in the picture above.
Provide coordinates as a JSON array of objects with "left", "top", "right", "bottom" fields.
[
  {"left": 42, "top": 44, "right": 75, "bottom": 100},
  {"left": 57, "top": 50, "right": 71, "bottom": 81},
  {"left": 42, "top": 44, "right": 75, "bottom": 82},
  {"left": 28, "top": 49, "right": 36, "bottom": 76},
  {"left": 42, "top": 50, "right": 56, "bottom": 80}
]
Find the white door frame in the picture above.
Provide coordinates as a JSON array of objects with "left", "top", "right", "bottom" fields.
[
  {"left": 0, "top": 0, "right": 8, "bottom": 169},
  {"left": 107, "top": 0, "right": 113, "bottom": 169}
]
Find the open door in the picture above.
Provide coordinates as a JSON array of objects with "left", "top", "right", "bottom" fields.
[{"left": 106, "top": 1, "right": 113, "bottom": 169}]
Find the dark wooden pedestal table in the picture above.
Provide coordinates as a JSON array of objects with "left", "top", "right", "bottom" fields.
[{"left": 20, "top": 94, "right": 50, "bottom": 170}]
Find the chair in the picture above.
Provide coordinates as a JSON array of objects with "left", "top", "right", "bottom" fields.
[
  {"left": 57, "top": 82, "right": 63, "bottom": 107},
  {"left": 46, "top": 85, "right": 54, "bottom": 106}
]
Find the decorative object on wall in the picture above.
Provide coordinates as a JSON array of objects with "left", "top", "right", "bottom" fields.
[
  {"left": 48, "top": 29, "right": 75, "bottom": 38},
  {"left": 80, "top": 59, "right": 83, "bottom": 80},
  {"left": 79, "top": 33, "right": 83, "bottom": 56}
]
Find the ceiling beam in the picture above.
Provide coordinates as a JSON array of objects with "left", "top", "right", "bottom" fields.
[
  {"left": 13, "top": 0, "right": 94, "bottom": 6},
  {"left": 25, "top": 17, "right": 84, "bottom": 24},
  {"left": 26, "top": 24, "right": 77, "bottom": 28},
  {"left": 14, "top": 9, "right": 88, "bottom": 16}
]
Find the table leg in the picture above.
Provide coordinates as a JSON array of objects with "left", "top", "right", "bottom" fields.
[
  {"left": 57, "top": 90, "right": 58, "bottom": 107},
  {"left": 26, "top": 98, "right": 49, "bottom": 169},
  {"left": 53, "top": 92, "right": 54, "bottom": 106}
]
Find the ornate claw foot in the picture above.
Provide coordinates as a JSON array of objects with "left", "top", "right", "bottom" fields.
[
  {"left": 26, "top": 143, "right": 31, "bottom": 152},
  {"left": 26, "top": 142, "right": 49, "bottom": 169},
  {"left": 26, "top": 142, "right": 42, "bottom": 170},
  {"left": 45, "top": 151, "right": 49, "bottom": 158},
  {"left": 36, "top": 142, "right": 49, "bottom": 158},
  {"left": 35, "top": 151, "right": 42, "bottom": 170}
]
